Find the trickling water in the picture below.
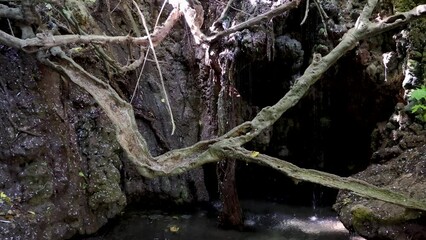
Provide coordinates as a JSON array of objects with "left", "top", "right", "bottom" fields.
[
  {"left": 312, "top": 191, "right": 317, "bottom": 212},
  {"left": 78, "top": 200, "right": 365, "bottom": 240}
]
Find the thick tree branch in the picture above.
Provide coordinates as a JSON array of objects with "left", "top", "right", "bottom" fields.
[
  {"left": 40, "top": 48, "right": 157, "bottom": 177},
  {"left": 209, "top": 2, "right": 426, "bottom": 149},
  {"left": 214, "top": 146, "right": 426, "bottom": 212},
  {"left": 365, "top": 4, "right": 426, "bottom": 36},
  {"left": 2, "top": 0, "right": 426, "bottom": 214},
  {"left": 358, "top": 0, "right": 378, "bottom": 23},
  {"left": 0, "top": 8, "right": 181, "bottom": 52},
  {"left": 36, "top": 0, "right": 426, "bottom": 185}
]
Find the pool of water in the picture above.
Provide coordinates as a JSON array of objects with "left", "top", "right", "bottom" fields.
[{"left": 80, "top": 200, "right": 365, "bottom": 240}]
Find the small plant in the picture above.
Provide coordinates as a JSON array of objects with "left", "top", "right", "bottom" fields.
[
  {"left": 409, "top": 85, "right": 426, "bottom": 122},
  {"left": 0, "top": 191, "right": 11, "bottom": 205}
]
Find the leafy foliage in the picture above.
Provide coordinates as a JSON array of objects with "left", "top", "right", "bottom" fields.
[{"left": 409, "top": 85, "right": 426, "bottom": 122}]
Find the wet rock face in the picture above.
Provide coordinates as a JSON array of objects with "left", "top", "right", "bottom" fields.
[
  {"left": 0, "top": 41, "right": 208, "bottom": 239},
  {"left": 0, "top": 47, "right": 127, "bottom": 239},
  {"left": 334, "top": 145, "right": 426, "bottom": 240},
  {"left": 70, "top": 95, "right": 127, "bottom": 233},
  {"left": 333, "top": 1, "right": 426, "bottom": 236},
  {"left": 335, "top": 105, "right": 426, "bottom": 239},
  {"left": 1, "top": 2, "right": 209, "bottom": 239}
]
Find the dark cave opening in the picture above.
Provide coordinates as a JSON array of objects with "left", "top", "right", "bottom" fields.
[
  {"left": 204, "top": 52, "right": 400, "bottom": 207},
  {"left": 234, "top": 60, "right": 294, "bottom": 107}
]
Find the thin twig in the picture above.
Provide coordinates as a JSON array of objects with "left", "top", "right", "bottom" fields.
[
  {"left": 61, "top": 8, "right": 121, "bottom": 73},
  {"left": 130, "top": 50, "right": 148, "bottom": 103},
  {"left": 300, "top": 0, "right": 310, "bottom": 25},
  {"left": 213, "top": 0, "right": 250, "bottom": 16},
  {"left": 111, "top": 0, "right": 123, "bottom": 13},
  {"left": 314, "top": 0, "right": 329, "bottom": 19},
  {"left": 207, "top": 0, "right": 302, "bottom": 42},
  {"left": 154, "top": 0, "right": 168, "bottom": 27},
  {"left": 313, "top": 0, "right": 329, "bottom": 37},
  {"left": 131, "top": 0, "right": 168, "bottom": 103},
  {"left": 132, "top": 0, "right": 176, "bottom": 135},
  {"left": 219, "top": 0, "right": 235, "bottom": 21},
  {"left": 6, "top": 19, "right": 14, "bottom": 36}
]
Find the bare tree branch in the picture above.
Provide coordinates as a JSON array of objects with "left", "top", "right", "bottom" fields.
[
  {"left": 6, "top": 1, "right": 421, "bottom": 54},
  {"left": 0, "top": 8, "right": 181, "bottom": 52},
  {"left": 365, "top": 4, "right": 426, "bottom": 36},
  {"left": 207, "top": 0, "right": 302, "bottom": 42},
  {"left": 32, "top": 1, "right": 426, "bottom": 213},
  {"left": 2, "top": 0, "right": 426, "bottom": 215},
  {"left": 215, "top": 146, "right": 426, "bottom": 212}
]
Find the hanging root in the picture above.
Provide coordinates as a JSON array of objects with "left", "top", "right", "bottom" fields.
[{"left": 132, "top": 0, "right": 176, "bottom": 135}]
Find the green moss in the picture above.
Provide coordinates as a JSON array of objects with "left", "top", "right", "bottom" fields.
[
  {"left": 351, "top": 204, "right": 374, "bottom": 233},
  {"left": 352, "top": 204, "right": 375, "bottom": 221},
  {"left": 393, "top": 0, "right": 416, "bottom": 12},
  {"left": 21, "top": 161, "right": 54, "bottom": 205},
  {"left": 351, "top": 203, "right": 423, "bottom": 229},
  {"left": 386, "top": 209, "right": 422, "bottom": 222},
  {"left": 89, "top": 185, "right": 126, "bottom": 209},
  {"left": 408, "top": 19, "right": 426, "bottom": 50},
  {"left": 175, "top": 185, "right": 190, "bottom": 204}
]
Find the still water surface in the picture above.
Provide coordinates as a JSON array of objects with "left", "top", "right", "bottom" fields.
[{"left": 82, "top": 200, "right": 365, "bottom": 240}]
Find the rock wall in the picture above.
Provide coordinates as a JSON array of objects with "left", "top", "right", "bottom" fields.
[
  {"left": 333, "top": 1, "right": 426, "bottom": 239},
  {"left": 0, "top": 5, "right": 209, "bottom": 239}
]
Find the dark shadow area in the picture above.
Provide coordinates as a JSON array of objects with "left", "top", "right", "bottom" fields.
[
  {"left": 235, "top": 60, "right": 294, "bottom": 107},
  {"left": 212, "top": 52, "right": 401, "bottom": 207}
]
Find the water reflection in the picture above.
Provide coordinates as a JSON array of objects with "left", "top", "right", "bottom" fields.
[{"left": 81, "top": 200, "right": 365, "bottom": 240}]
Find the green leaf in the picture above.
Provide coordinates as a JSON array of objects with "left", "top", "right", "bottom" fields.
[
  {"left": 250, "top": 151, "right": 260, "bottom": 158},
  {"left": 78, "top": 171, "right": 85, "bottom": 177},
  {"left": 412, "top": 105, "right": 421, "bottom": 113},
  {"left": 412, "top": 104, "right": 426, "bottom": 113},
  {"left": 410, "top": 88, "right": 426, "bottom": 101},
  {"left": 0, "top": 191, "right": 11, "bottom": 204}
]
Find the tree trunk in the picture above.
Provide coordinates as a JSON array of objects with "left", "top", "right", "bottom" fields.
[
  {"left": 216, "top": 47, "right": 243, "bottom": 229},
  {"left": 217, "top": 159, "right": 243, "bottom": 229}
]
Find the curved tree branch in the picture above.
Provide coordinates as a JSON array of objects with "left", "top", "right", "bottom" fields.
[{"left": 1, "top": 0, "right": 426, "bottom": 213}]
